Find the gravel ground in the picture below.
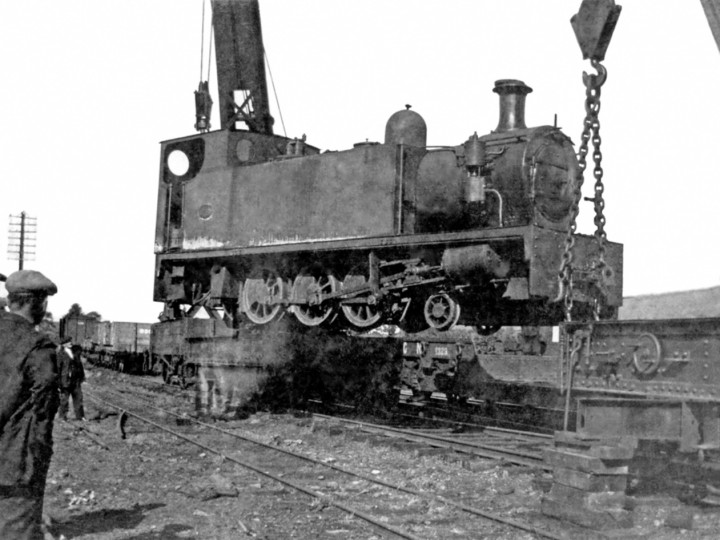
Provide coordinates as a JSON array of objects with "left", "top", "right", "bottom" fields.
[{"left": 40, "top": 366, "right": 720, "bottom": 539}]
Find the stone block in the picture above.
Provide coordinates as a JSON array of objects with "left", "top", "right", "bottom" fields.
[
  {"left": 554, "top": 467, "right": 628, "bottom": 492},
  {"left": 542, "top": 496, "right": 633, "bottom": 530},
  {"left": 549, "top": 482, "right": 628, "bottom": 511},
  {"left": 544, "top": 448, "right": 629, "bottom": 474}
]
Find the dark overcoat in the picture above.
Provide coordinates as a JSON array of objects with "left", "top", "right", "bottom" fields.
[{"left": 0, "top": 312, "right": 59, "bottom": 488}]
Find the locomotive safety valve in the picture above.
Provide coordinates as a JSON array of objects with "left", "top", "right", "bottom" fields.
[
  {"left": 463, "top": 132, "right": 486, "bottom": 172},
  {"left": 571, "top": 0, "right": 622, "bottom": 62}
]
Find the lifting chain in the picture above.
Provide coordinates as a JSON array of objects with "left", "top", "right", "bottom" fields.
[
  {"left": 558, "top": 61, "right": 608, "bottom": 321},
  {"left": 559, "top": 0, "right": 621, "bottom": 322},
  {"left": 586, "top": 60, "right": 608, "bottom": 321}
]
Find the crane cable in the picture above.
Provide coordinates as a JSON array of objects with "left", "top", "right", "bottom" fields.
[
  {"left": 200, "top": 2, "right": 205, "bottom": 81},
  {"left": 206, "top": 11, "right": 214, "bottom": 83},
  {"left": 199, "top": 1, "right": 205, "bottom": 81},
  {"left": 199, "top": 0, "right": 213, "bottom": 83},
  {"left": 265, "top": 51, "right": 287, "bottom": 137}
]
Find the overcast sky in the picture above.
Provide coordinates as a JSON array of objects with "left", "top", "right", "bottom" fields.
[{"left": 1, "top": 1, "right": 719, "bottom": 323}]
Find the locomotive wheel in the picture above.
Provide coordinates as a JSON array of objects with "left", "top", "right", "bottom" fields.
[
  {"left": 242, "top": 270, "right": 287, "bottom": 324},
  {"left": 292, "top": 271, "right": 340, "bottom": 326},
  {"left": 340, "top": 271, "right": 382, "bottom": 329},
  {"left": 423, "top": 293, "right": 461, "bottom": 331},
  {"left": 396, "top": 297, "right": 430, "bottom": 334}
]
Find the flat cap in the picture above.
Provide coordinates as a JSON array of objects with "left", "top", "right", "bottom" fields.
[{"left": 5, "top": 270, "right": 58, "bottom": 295}]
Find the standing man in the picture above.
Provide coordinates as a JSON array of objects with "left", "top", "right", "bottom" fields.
[
  {"left": 57, "top": 338, "right": 86, "bottom": 421},
  {"left": 0, "top": 270, "right": 59, "bottom": 540}
]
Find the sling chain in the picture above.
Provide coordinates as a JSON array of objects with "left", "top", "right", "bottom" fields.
[
  {"left": 558, "top": 60, "right": 608, "bottom": 321},
  {"left": 560, "top": 0, "right": 621, "bottom": 322}
]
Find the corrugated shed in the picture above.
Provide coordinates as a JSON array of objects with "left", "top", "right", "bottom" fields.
[{"left": 619, "top": 286, "right": 720, "bottom": 320}]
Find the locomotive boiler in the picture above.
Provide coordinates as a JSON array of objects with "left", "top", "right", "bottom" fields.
[{"left": 153, "top": 0, "right": 622, "bottom": 334}]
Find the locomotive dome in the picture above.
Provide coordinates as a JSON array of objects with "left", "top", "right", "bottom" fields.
[{"left": 384, "top": 105, "right": 427, "bottom": 147}]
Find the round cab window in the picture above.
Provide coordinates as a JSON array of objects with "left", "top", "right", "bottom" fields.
[{"left": 167, "top": 149, "right": 190, "bottom": 176}]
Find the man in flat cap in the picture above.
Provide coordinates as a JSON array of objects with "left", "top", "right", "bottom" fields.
[
  {"left": 57, "top": 336, "right": 86, "bottom": 422},
  {"left": 0, "top": 270, "right": 60, "bottom": 539}
]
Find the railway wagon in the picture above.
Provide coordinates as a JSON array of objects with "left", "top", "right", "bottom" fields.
[
  {"left": 59, "top": 314, "right": 100, "bottom": 346},
  {"left": 149, "top": 318, "right": 234, "bottom": 386},
  {"left": 400, "top": 318, "right": 720, "bottom": 460},
  {"left": 60, "top": 315, "right": 152, "bottom": 374},
  {"left": 93, "top": 321, "right": 151, "bottom": 373}
]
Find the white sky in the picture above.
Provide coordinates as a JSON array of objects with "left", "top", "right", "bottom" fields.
[{"left": 1, "top": 1, "right": 719, "bottom": 323}]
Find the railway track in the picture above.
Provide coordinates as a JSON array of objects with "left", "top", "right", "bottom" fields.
[
  {"left": 100, "top": 369, "right": 720, "bottom": 504},
  {"left": 310, "top": 413, "right": 550, "bottom": 470},
  {"left": 82, "top": 380, "right": 577, "bottom": 539}
]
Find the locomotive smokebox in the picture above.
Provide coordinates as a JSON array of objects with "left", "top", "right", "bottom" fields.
[
  {"left": 385, "top": 105, "right": 427, "bottom": 147},
  {"left": 441, "top": 244, "right": 510, "bottom": 283},
  {"left": 493, "top": 79, "right": 532, "bottom": 132}
]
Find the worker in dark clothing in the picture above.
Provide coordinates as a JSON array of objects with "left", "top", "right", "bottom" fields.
[
  {"left": 0, "top": 270, "right": 59, "bottom": 540},
  {"left": 57, "top": 338, "right": 86, "bottom": 421}
]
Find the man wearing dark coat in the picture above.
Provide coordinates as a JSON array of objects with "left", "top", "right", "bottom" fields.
[
  {"left": 57, "top": 337, "right": 85, "bottom": 421},
  {"left": 0, "top": 270, "right": 59, "bottom": 540}
]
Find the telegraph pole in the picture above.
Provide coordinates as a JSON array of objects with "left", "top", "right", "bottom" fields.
[{"left": 8, "top": 212, "right": 37, "bottom": 270}]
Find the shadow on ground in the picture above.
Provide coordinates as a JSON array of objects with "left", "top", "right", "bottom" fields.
[{"left": 50, "top": 503, "right": 186, "bottom": 539}]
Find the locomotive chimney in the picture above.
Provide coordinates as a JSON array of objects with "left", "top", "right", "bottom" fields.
[{"left": 493, "top": 79, "right": 532, "bottom": 132}]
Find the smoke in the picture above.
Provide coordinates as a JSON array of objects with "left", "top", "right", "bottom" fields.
[{"left": 195, "top": 316, "right": 401, "bottom": 417}]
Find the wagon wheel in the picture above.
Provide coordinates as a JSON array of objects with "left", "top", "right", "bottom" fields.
[
  {"left": 423, "top": 293, "right": 461, "bottom": 331},
  {"left": 632, "top": 333, "right": 662, "bottom": 376},
  {"left": 242, "top": 269, "right": 287, "bottom": 324},
  {"left": 292, "top": 270, "right": 339, "bottom": 327},
  {"left": 341, "top": 269, "right": 382, "bottom": 330}
]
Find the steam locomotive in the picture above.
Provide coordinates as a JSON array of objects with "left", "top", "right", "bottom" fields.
[
  {"left": 152, "top": 0, "right": 621, "bottom": 335},
  {"left": 153, "top": 79, "right": 622, "bottom": 333}
]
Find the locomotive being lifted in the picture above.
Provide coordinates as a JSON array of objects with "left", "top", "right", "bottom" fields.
[{"left": 153, "top": 0, "right": 622, "bottom": 334}]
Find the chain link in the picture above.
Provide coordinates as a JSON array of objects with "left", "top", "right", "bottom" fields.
[{"left": 558, "top": 59, "right": 607, "bottom": 322}]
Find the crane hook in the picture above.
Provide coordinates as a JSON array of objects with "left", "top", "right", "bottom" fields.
[{"left": 582, "top": 59, "right": 608, "bottom": 89}]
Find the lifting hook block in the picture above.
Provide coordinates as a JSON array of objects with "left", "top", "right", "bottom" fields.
[
  {"left": 582, "top": 59, "right": 608, "bottom": 89},
  {"left": 571, "top": 0, "right": 622, "bottom": 61}
]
